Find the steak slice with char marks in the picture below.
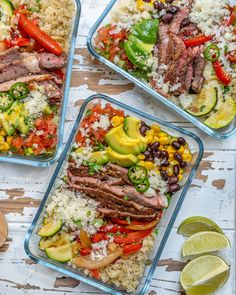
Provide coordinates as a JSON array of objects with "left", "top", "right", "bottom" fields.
[
  {"left": 192, "top": 55, "right": 206, "bottom": 93},
  {"left": 0, "top": 64, "right": 30, "bottom": 83},
  {"left": 37, "top": 53, "right": 67, "bottom": 69},
  {"left": 158, "top": 23, "right": 171, "bottom": 65},
  {"left": 0, "top": 48, "right": 22, "bottom": 68},
  {"left": 169, "top": 10, "right": 188, "bottom": 35}
]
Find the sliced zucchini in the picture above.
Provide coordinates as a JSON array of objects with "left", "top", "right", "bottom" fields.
[
  {"left": 39, "top": 231, "right": 71, "bottom": 251},
  {"left": 204, "top": 97, "right": 236, "bottom": 129},
  {"left": 45, "top": 244, "right": 73, "bottom": 262},
  {"left": 0, "top": 0, "right": 14, "bottom": 16},
  {"left": 180, "top": 87, "right": 217, "bottom": 117},
  {"left": 38, "top": 217, "right": 62, "bottom": 237}
]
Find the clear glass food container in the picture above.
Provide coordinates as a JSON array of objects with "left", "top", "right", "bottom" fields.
[
  {"left": 24, "top": 94, "right": 204, "bottom": 295},
  {"left": 86, "top": 0, "right": 236, "bottom": 140},
  {"left": 0, "top": 0, "right": 81, "bottom": 167}
]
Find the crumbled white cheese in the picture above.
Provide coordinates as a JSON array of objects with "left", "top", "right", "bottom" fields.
[
  {"left": 0, "top": 8, "right": 11, "bottom": 41},
  {"left": 90, "top": 240, "right": 109, "bottom": 261},
  {"left": 92, "top": 115, "right": 110, "bottom": 131},
  {"left": 70, "top": 146, "right": 93, "bottom": 167},
  {"left": 46, "top": 189, "right": 100, "bottom": 235},
  {"left": 148, "top": 170, "right": 168, "bottom": 195},
  {"left": 24, "top": 90, "right": 48, "bottom": 117}
]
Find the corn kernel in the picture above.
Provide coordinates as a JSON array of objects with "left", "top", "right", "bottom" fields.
[
  {"left": 0, "top": 130, "right": 6, "bottom": 136},
  {"left": 137, "top": 0, "right": 155, "bottom": 10},
  {"left": 111, "top": 116, "right": 123, "bottom": 127},
  {"left": 170, "top": 160, "right": 178, "bottom": 166},
  {"left": 153, "top": 135, "right": 159, "bottom": 141},
  {"left": 6, "top": 136, "right": 13, "bottom": 145},
  {"left": 151, "top": 125, "right": 161, "bottom": 133},
  {"left": 138, "top": 154, "right": 145, "bottom": 160},
  {"left": 169, "top": 153, "right": 174, "bottom": 161},
  {"left": 159, "top": 136, "right": 171, "bottom": 145},
  {"left": 0, "top": 142, "right": 10, "bottom": 151},
  {"left": 167, "top": 145, "right": 176, "bottom": 154},
  {"left": 0, "top": 136, "right": 4, "bottom": 143},
  {"left": 183, "top": 154, "right": 192, "bottom": 162},
  {"left": 158, "top": 131, "right": 168, "bottom": 137},
  {"left": 144, "top": 161, "right": 154, "bottom": 170},
  {"left": 159, "top": 144, "right": 164, "bottom": 150},
  {"left": 178, "top": 146, "right": 185, "bottom": 154},
  {"left": 138, "top": 161, "right": 145, "bottom": 167},
  {"left": 167, "top": 167, "right": 173, "bottom": 176},
  {"left": 179, "top": 168, "right": 184, "bottom": 174},
  {"left": 146, "top": 129, "right": 155, "bottom": 144},
  {"left": 178, "top": 174, "right": 183, "bottom": 181}
]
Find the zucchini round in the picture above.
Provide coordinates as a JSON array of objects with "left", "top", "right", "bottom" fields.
[
  {"left": 180, "top": 87, "right": 217, "bottom": 117},
  {"left": 45, "top": 244, "right": 73, "bottom": 262},
  {"left": 38, "top": 217, "right": 62, "bottom": 237},
  {"left": 0, "top": 0, "right": 14, "bottom": 16},
  {"left": 204, "top": 98, "right": 236, "bottom": 129}
]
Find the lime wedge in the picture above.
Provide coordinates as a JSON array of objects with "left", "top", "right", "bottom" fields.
[
  {"left": 204, "top": 97, "right": 236, "bottom": 129},
  {"left": 181, "top": 255, "right": 230, "bottom": 295},
  {"left": 178, "top": 216, "right": 223, "bottom": 237},
  {"left": 182, "top": 232, "right": 230, "bottom": 257}
]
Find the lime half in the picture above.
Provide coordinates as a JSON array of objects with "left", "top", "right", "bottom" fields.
[
  {"left": 181, "top": 255, "right": 230, "bottom": 295},
  {"left": 182, "top": 231, "right": 230, "bottom": 257},
  {"left": 178, "top": 216, "right": 223, "bottom": 237}
]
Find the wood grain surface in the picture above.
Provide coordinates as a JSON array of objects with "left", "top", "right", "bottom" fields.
[{"left": 0, "top": 1, "right": 235, "bottom": 294}]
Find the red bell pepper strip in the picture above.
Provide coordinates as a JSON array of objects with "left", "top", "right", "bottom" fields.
[
  {"left": 80, "top": 248, "right": 92, "bottom": 256},
  {"left": 91, "top": 233, "right": 108, "bottom": 243},
  {"left": 227, "top": 50, "right": 236, "bottom": 63},
  {"left": 10, "top": 37, "right": 31, "bottom": 47},
  {"left": 213, "top": 61, "right": 232, "bottom": 86},
  {"left": 122, "top": 243, "right": 142, "bottom": 255},
  {"left": 18, "top": 13, "right": 63, "bottom": 55},
  {"left": 99, "top": 225, "right": 132, "bottom": 234},
  {"left": 90, "top": 269, "right": 100, "bottom": 279},
  {"left": 114, "top": 229, "right": 152, "bottom": 245},
  {"left": 111, "top": 218, "right": 149, "bottom": 226},
  {"left": 184, "top": 35, "right": 212, "bottom": 47}
]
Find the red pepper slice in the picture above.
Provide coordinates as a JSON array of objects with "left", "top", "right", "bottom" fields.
[
  {"left": 184, "top": 35, "right": 212, "bottom": 47},
  {"left": 226, "top": 50, "right": 236, "bottom": 63},
  {"left": 99, "top": 225, "right": 132, "bottom": 234},
  {"left": 213, "top": 61, "right": 232, "bottom": 86},
  {"left": 111, "top": 218, "right": 149, "bottom": 226},
  {"left": 122, "top": 243, "right": 142, "bottom": 255},
  {"left": 91, "top": 233, "right": 108, "bottom": 243},
  {"left": 10, "top": 37, "right": 31, "bottom": 47},
  {"left": 90, "top": 269, "right": 100, "bottom": 279},
  {"left": 18, "top": 13, "right": 63, "bottom": 55},
  {"left": 80, "top": 248, "right": 92, "bottom": 256},
  {"left": 114, "top": 229, "right": 152, "bottom": 245}
]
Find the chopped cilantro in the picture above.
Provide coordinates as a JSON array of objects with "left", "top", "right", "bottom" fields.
[
  {"left": 154, "top": 228, "right": 159, "bottom": 235},
  {"left": 165, "top": 192, "right": 173, "bottom": 206},
  {"left": 62, "top": 176, "right": 68, "bottom": 183},
  {"left": 86, "top": 109, "right": 92, "bottom": 116},
  {"left": 199, "top": 105, "right": 206, "bottom": 112},
  {"left": 223, "top": 85, "right": 231, "bottom": 94},
  {"left": 93, "top": 218, "right": 104, "bottom": 226},
  {"left": 126, "top": 217, "right": 131, "bottom": 224},
  {"left": 95, "top": 141, "right": 105, "bottom": 151},
  {"left": 224, "top": 45, "right": 228, "bottom": 54},
  {"left": 74, "top": 219, "right": 82, "bottom": 227},
  {"left": 29, "top": 7, "right": 40, "bottom": 12},
  {"left": 86, "top": 210, "right": 91, "bottom": 217},
  {"left": 87, "top": 162, "right": 103, "bottom": 175},
  {"left": 123, "top": 196, "right": 129, "bottom": 201}
]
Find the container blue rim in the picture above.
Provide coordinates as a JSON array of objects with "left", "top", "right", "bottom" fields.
[
  {"left": 24, "top": 94, "right": 204, "bottom": 295},
  {"left": 86, "top": 0, "right": 236, "bottom": 140},
  {"left": 0, "top": 0, "right": 81, "bottom": 167}
]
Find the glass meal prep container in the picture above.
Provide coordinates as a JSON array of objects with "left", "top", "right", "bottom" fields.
[
  {"left": 87, "top": 0, "right": 236, "bottom": 140},
  {"left": 24, "top": 94, "right": 203, "bottom": 295},
  {"left": 0, "top": 0, "right": 81, "bottom": 167}
]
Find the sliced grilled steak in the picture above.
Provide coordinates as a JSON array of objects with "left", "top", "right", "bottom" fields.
[
  {"left": 37, "top": 53, "right": 67, "bottom": 69},
  {"left": 97, "top": 207, "right": 158, "bottom": 221},
  {"left": 102, "top": 163, "right": 130, "bottom": 184},
  {"left": 169, "top": 10, "right": 188, "bottom": 34},
  {"left": 158, "top": 23, "right": 171, "bottom": 65},
  {"left": 0, "top": 74, "right": 52, "bottom": 92},
  {"left": 0, "top": 64, "right": 30, "bottom": 83},
  {"left": 192, "top": 55, "right": 206, "bottom": 93},
  {"left": 39, "top": 80, "right": 62, "bottom": 100},
  {"left": 178, "top": 23, "right": 198, "bottom": 40},
  {"left": 0, "top": 48, "right": 22, "bottom": 67}
]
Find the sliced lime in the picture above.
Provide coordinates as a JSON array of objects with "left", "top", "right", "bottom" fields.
[
  {"left": 182, "top": 231, "right": 230, "bottom": 257},
  {"left": 178, "top": 216, "right": 223, "bottom": 237},
  {"left": 204, "top": 97, "right": 236, "bottom": 129},
  {"left": 181, "top": 255, "right": 230, "bottom": 295}
]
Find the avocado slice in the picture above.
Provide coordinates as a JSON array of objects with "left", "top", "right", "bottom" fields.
[
  {"left": 89, "top": 151, "right": 109, "bottom": 165},
  {"left": 45, "top": 244, "right": 73, "bottom": 262},
  {"left": 18, "top": 116, "right": 30, "bottom": 135},
  {"left": 204, "top": 98, "right": 236, "bottom": 129},
  {"left": 106, "top": 146, "right": 138, "bottom": 167},
  {"left": 0, "top": 0, "right": 14, "bottom": 17},
  {"left": 39, "top": 231, "right": 71, "bottom": 251},
  {"left": 105, "top": 124, "right": 145, "bottom": 155},
  {"left": 180, "top": 87, "right": 218, "bottom": 117},
  {"left": 43, "top": 104, "right": 53, "bottom": 115},
  {"left": 131, "top": 19, "right": 159, "bottom": 44},
  {"left": 123, "top": 116, "right": 148, "bottom": 148},
  {"left": 124, "top": 42, "right": 151, "bottom": 71},
  {"left": 38, "top": 217, "right": 62, "bottom": 237},
  {"left": 129, "top": 34, "right": 154, "bottom": 56},
  {"left": 0, "top": 113, "right": 15, "bottom": 136}
]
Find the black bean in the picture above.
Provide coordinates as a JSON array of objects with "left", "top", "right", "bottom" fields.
[
  {"left": 161, "top": 150, "right": 169, "bottom": 159},
  {"left": 177, "top": 137, "right": 186, "bottom": 146},
  {"left": 172, "top": 141, "right": 181, "bottom": 150},
  {"left": 166, "top": 0, "right": 174, "bottom": 3},
  {"left": 161, "top": 170, "right": 168, "bottom": 181},
  {"left": 146, "top": 157, "right": 154, "bottom": 162},
  {"left": 174, "top": 152, "right": 183, "bottom": 162},
  {"left": 161, "top": 161, "right": 170, "bottom": 167},
  {"left": 153, "top": 1, "right": 165, "bottom": 11},
  {"left": 166, "top": 5, "right": 179, "bottom": 14},
  {"left": 144, "top": 150, "right": 151, "bottom": 157},
  {"left": 173, "top": 164, "right": 180, "bottom": 176},
  {"left": 168, "top": 175, "right": 179, "bottom": 185},
  {"left": 143, "top": 0, "right": 151, "bottom": 2},
  {"left": 140, "top": 125, "right": 148, "bottom": 136},
  {"left": 161, "top": 13, "right": 174, "bottom": 23},
  {"left": 154, "top": 150, "right": 162, "bottom": 158},
  {"left": 180, "top": 17, "right": 190, "bottom": 28},
  {"left": 180, "top": 161, "right": 187, "bottom": 168},
  {"left": 169, "top": 183, "right": 180, "bottom": 193},
  {"left": 150, "top": 141, "right": 160, "bottom": 151}
]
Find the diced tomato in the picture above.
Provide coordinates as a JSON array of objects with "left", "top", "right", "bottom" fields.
[
  {"left": 93, "top": 129, "right": 107, "bottom": 141},
  {"left": 91, "top": 233, "right": 108, "bottom": 243},
  {"left": 12, "top": 137, "right": 24, "bottom": 149},
  {"left": 90, "top": 269, "right": 100, "bottom": 279},
  {"left": 113, "top": 109, "right": 125, "bottom": 117},
  {"left": 80, "top": 248, "right": 92, "bottom": 256},
  {"left": 213, "top": 61, "right": 232, "bottom": 85},
  {"left": 226, "top": 50, "right": 236, "bottom": 63},
  {"left": 122, "top": 243, "right": 142, "bottom": 255},
  {"left": 184, "top": 35, "right": 212, "bottom": 47},
  {"left": 114, "top": 229, "right": 153, "bottom": 245},
  {"left": 226, "top": 6, "right": 235, "bottom": 26}
]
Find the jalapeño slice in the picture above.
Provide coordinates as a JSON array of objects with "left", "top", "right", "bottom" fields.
[
  {"left": 128, "top": 165, "right": 148, "bottom": 184},
  {"left": 9, "top": 82, "right": 29, "bottom": 100},
  {"left": 0, "top": 92, "right": 13, "bottom": 111},
  {"left": 204, "top": 44, "right": 220, "bottom": 62},
  {"left": 135, "top": 178, "right": 150, "bottom": 193}
]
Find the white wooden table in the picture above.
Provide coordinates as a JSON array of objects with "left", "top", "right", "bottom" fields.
[{"left": 0, "top": 1, "right": 235, "bottom": 294}]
